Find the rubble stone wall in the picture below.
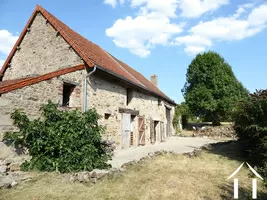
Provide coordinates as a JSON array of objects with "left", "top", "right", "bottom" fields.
[{"left": 3, "top": 13, "right": 83, "bottom": 80}]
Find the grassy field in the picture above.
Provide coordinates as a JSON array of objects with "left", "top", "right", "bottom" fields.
[{"left": 0, "top": 142, "right": 266, "bottom": 200}]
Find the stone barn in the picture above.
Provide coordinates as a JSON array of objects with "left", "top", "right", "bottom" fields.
[{"left": 0, "top": 5, "right": 176, "bottom": 149}]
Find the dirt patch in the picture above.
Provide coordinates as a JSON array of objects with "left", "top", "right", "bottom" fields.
[
  {"left": 198, "top": 125, "right": 236, "bottom": 138},
  {"left": 181, "top": 125, "right": 236, "bottom": 139}
]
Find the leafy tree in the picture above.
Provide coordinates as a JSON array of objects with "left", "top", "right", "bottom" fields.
[
  {"left": 182, "top": 51, "right": 248, "bottom": 125},
  {"left": 4, "top": 101, "right": 111, "bottom": 173}
]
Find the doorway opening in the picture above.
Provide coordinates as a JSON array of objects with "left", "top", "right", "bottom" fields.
[
  {"left": 154, "top": 121, "right": 159, "bottom": 142},
  {"left": 130, "top": 115, "right": 136, "bottom": 146},
  {"left": 160, "top": 121, "right": 165, "bottom": 142},
  {"left": 166, "top": 107, "right": 171, "bottom": 137},
  {"left": 121, "top": 112, "right": 138, "bottom": 149},
  {"left": 150, "top": 120, "right": 159, "bottom": 144}
]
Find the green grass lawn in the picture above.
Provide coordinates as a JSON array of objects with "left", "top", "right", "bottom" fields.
[{"left": 0, "top": 142, "right": 266, "bottom": 200}]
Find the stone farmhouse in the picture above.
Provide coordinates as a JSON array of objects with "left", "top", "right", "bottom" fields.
[{"left": 0, "top": 5, "right": 176, "bottom": 149}]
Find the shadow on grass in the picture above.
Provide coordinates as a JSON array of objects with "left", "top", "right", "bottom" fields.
[
  {"left": 203, "top": 140, "right": 246, "bottom": 162},
  {"left": 203, "top": 141, "right": 267, "bottom": 199},
  {"left": 220, "top": 183, "right": 267, "bottom": 200}
]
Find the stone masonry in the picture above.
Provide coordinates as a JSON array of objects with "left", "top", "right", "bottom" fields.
[
  {"left": 3, "top": 13, "right": 83, "bottom": 81},
  {"left": 0, "top": 12, "right": 175, "bottom": 152},
  {"left": 85, "top": 74, "right": 175, "bottom": 147},
  {"left": 0, "top": 12, "right": 83, "bottom": 139}
]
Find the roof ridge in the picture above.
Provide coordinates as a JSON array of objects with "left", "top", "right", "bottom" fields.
[
  {"left": 110, "top": 55, "right": 173, "bottom": 102},
  {"left": 102, "top": 49, "right": 145, "bottom": 88},
  {"left": 0, "top": 5, "right": 175, "bottom": 105},
  {"left": 37, "top": 6, "right": 143, "bottom": 85}
]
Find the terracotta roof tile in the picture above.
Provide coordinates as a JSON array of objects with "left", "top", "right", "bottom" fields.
[
  {"left": 0, "top": 77, "right": 33, "bottom": 88},
  {"left": 38, "top": 6, "right": 142, "bottom": 86},
  {"left": 0, "top": 64, "right": 85, "bottom": 94},
  {"left": 110, "top": 55, "right": 173, "bottom": 102},
  {"left": 0, "top": 5, "right": 175, "bottom": 105}
]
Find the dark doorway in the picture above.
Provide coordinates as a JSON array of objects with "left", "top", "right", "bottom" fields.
[
  {"left": 160, "top": 121, "right": 165, "bottom": 142},
  {"left": 130, "top": 115, "right": 136, "bottom": 146},
  {"left": 154, "top": 121, "right": 159, "bottom": 142},
  {"left": 166, "top": 108, "right": 171, "bottom": 137}
]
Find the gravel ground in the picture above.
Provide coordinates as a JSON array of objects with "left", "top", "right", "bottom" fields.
[{"left": 109, "top": 136, "right": 216, "bottom": 168}]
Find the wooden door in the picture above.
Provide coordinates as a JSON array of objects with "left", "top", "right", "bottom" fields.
[
  {"left": 122, "top": 113, "right": 131, "bottom": 149},
  {"left": 138, "top": 117, "right": 145, "bottom": 145}
]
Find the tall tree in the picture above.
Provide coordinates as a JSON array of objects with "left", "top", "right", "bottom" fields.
[{"left": 182, "top": 51, "right": 248, "bottom": 125}]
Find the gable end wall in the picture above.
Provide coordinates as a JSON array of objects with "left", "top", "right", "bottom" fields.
[{"left": 3, "top": 13, "right": 83, "bottom": 80}]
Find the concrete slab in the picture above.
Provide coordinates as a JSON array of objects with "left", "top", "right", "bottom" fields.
[{"left": 109, "top": 136, "right": 216, "bottom": 169}]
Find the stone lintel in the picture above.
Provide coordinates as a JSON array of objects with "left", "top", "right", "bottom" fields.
[
  {"left": 118, "top": 107, "right": 139, "bottom": 116},
  {"left": 57, "top": 77, "right": 80, "bottom": 86}
]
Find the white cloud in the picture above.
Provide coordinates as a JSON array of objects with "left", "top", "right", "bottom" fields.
[
  {"left": 104, "top": 0, "right": 116, "bottom": 8},
  {"left": 131, "top": 0, "right": 179, "bottom": 18},
  {"left": 248, "top": 3, "right": 267, "bottom": 26},
  {"left": 191, "top": 4, "right": 267, "bottom": 41},
  {"left": 0, "top": 30, "right": 18, "bottom": 55},
  {"left": 106, "top": 0, "right": 182, "bottom": 57},
  {"left": 174, "top": 3, "right": 267, "bottom": 55},
  {"left": 104, "top": 0, "right": 124, "bottom": 8},
  {"left": 185, "top": 46, "right": 205, "bottom": 55},
  {"left": 179, "top": 0, "right": 229, "bottom": 18},
  {"left": 175, "top": 35, "right": 212, "bottom": 46},
  {"left": 233, "top": 3, "right": 254, "bottom": 18},
  {"left": 105, "top": 1, "right": 267, "bottom": 57}
]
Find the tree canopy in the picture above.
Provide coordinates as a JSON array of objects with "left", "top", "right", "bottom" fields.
[{"left": 182, "top": 51, "right": 248, "bottom": 125}]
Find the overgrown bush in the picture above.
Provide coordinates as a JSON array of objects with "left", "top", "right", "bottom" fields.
[
  {"left": 3, "top": 100, "right": 111, "bottom": 173},
  {"left": 233, "top": 90, "right": 267, "bottom": 180}
]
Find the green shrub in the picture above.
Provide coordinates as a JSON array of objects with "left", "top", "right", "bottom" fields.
[
  {"left": 173, "top": 102, "right": 192, "bottom": 131},
  {"left": 4, "top": 100, "right": 111, "bottom": 173},
  {"left": 233, "top": 90, "right": 267, "bottom": 180}
]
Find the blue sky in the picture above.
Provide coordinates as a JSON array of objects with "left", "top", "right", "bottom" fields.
[{"left": 0, "top": 0, "right": 267, "bottom": 103}]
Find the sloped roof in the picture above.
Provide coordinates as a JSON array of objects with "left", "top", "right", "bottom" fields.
[{"left": 0, "top": 5, "right": 175, "bottom": 105}]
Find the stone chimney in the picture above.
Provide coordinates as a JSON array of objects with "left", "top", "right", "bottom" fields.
[{"left": 150, "top": 74, "right": 158, "bottom": 87}]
